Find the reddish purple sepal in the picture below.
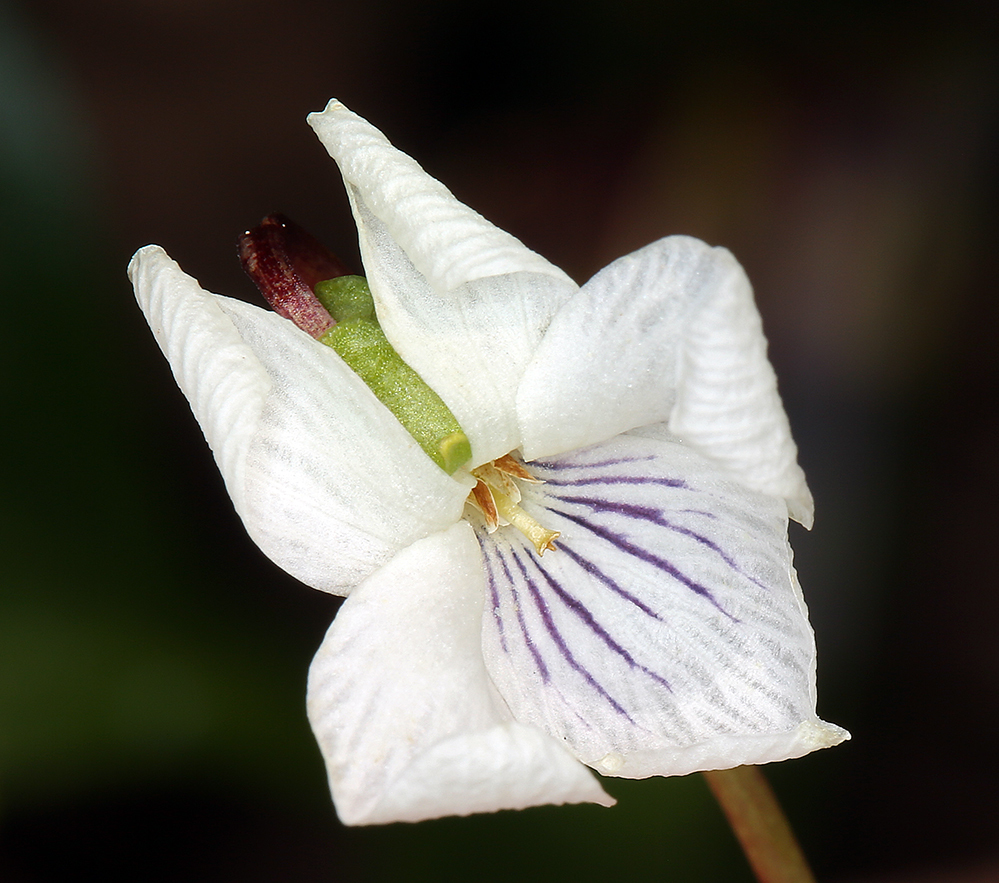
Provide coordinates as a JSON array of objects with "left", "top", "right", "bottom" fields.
[{"left": 238, "top": 214, "right": 350, "bottom": 339}]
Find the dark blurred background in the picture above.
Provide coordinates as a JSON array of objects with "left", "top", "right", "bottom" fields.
[{"left": 2, "top": 0, "right": 997, "bottom": 880}]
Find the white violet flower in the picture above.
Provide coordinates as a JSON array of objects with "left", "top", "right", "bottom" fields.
[{"left": 129, "top": 99, "right": 848, "bottom": 826}]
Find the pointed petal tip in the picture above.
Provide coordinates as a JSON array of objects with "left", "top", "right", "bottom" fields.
[
  {"left": 307, "top": 97, "right": 347, "bottom": 127},
  {"left": 789, "top": 491, "right": 815, "bottom": 530},
  {"left": 306, "top": 96, "right": 577, "bottom": 295},
  {"left": 798, "top": 718, "right": 851, "bottom": 750},
  {"left": 127, "top": 243, "right": 171, "bottom": 286}
]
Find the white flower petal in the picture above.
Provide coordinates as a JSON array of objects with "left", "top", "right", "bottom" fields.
[
  {"left": 308, "top": 100, "right": 579, "bottom": 463},
  {"left": 129, "top": 245, "right": 269, "bottom": 517},
  {"left": 307, "top": 522, "right": 613, "bottom": 825},
  {"left": 517, "top": 236, "right": 813, "bottom": 526},
  {"left": 130, "top": 246, "right": 470, "bottom": 595},
  {"left": 667, "top": 247, "right": 814, "bottom": 526},
  {"left": 308, "top": 99, "right": 574, "bottom": 292},
  {"left": 477, "top": 433, "right": 847, "bottom": 779}
]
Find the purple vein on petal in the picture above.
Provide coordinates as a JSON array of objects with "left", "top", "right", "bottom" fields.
[
  {"left": 507, "top": 547, "right": 635, "bottom": 722},
  {"left": 547, "top": 493, "right": 769, "bottom": 592},
  {"left": 538, "top": 474, "right": 691, "bottom": 490},
  {"left": 491, "top": 542, "right": 550, "bottom": 682},
  {"left": 521, "top": 550, "right": 673, "bottom": 693},
  {"left": 677, "top": 508, "right": 719, "bottom": 519},
  {"left": 477, "top": 535, "right": 509, "bottom": 654},
  {"left": 548, "top": 509, "right": 739, "bottom": 621},
  {"left": 481, "top": 539, "right": 603, "bottom": 737},
  {"left": 556, "top": 544, "right": 665, "bottom": 621}
]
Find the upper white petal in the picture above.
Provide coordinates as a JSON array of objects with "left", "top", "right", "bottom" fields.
[
  {"left": 308, "top": 99, "right": 574, "bottom": 292},
  {"left": 476, "top": 432, "right": 846, "bottom": 778},
  {"left": 306, "top": 522, "right": 613, "bottom": 825},
  {"left": 517, "top": 236, "right": 813, "bottom": 526},
  {"left": 129, "top": 245, "right": 470, "bottom": 594},
  {"left": 308, "top": 100, "right": 579, "bottom": 463}
]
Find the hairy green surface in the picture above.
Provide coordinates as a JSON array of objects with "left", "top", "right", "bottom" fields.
[{"left": 316, "top": 277, "right": 471, "bottom": 473}]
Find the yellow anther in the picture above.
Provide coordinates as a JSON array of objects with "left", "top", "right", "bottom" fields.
[
  {"left": 470, "top": 479, "right": 500, "bottom": 532},
  {"left": 466, "top": 453, "right": 560, "bottom": 555},
  {"left": 472, "top": 462, "right": 521, "bottom": 502}
]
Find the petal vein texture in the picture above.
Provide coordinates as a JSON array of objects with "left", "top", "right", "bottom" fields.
[{"left": 479, "top": 433, "right": 846, "bottom": 778}]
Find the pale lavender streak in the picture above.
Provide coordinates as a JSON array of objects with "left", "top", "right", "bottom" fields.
[
  {"left": 548, "top": 493, "right": 769, "bottom": 593},
  {"left": 477, "top": 537, "right": 509, "bottom": 654},
  {"left": 550, "top": 509, "right": 738, "bottom": 620},
  {"left": 521, "top": 550, "right": 673, "bottom": 693},
  {"left": 490, "top": 543, "right": 549, "bottom": 681},
  {"left": 678, "top": 508, "right": 719, "bottom": 519},
  {"left": 538, "top": 473, "right": 691, "bottom": 490},
  {"left": 557, "top": 544, "right": 665, "bottom": 621},
  {"left": 507, "top": 548, "right": 635, "bottom": 722},
  {"left": 534, "top": 455, "right": 657, "bottom": 471}
]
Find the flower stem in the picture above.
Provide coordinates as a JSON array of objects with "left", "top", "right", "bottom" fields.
[{"left": 702, "top": 766, "right": 817, "bottom": 883}]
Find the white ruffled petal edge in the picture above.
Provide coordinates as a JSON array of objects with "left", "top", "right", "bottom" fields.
[
  {"left": 518, "top": 237, "right": 813, "bottom": 527},
  {"left": 306, "top": 522, "right": 613, "bottom": 825},
  {"left": 129, "top": 246, "right": 470, "bottom": 594},
  {"left": 667, "top": 245, "right": 814, "bottom": 527}
]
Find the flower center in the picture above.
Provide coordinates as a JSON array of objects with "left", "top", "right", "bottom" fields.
[{"left": 466, "top": 454, "right": 560, "bottom": 555}]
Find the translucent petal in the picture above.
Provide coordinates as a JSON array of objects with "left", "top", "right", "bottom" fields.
[
  {"left": 307, "top": 523, "right": 613, "bottom": 825},
  {"left": 308, "top": 100, "right": 578, "bottom": 464},
  {"left": 517, "top": 236, "right": 813, "bottom": 526},
  {"left": 477, "top": 433, "right": 847, "bottom": 779},
  {"left": 130, "top": 246, "right": 470, "bottom": 595}
]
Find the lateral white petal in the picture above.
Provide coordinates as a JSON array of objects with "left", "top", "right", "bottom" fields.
[
  {"left": 130, "top": 246, "right": 469, "bottom": 595},
  {"left": 517, "top": 236, "right": 812, "bottom": 525},
  {"left": 130, "top": 245, "right": 270, "bottom": 516},
  {"left": 666, "top": 246, "right": 813, "bottom": 526},
  {"left": 478, "top": 433, "right": 847, "bottom": 779},
  {"left": 307, "top": 522, "right": 613, "bottom": 825},
  {"left": 518, "top": 237, "right": 697, "bottom": 459}
]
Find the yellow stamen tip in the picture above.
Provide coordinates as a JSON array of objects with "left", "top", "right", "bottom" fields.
[
  {"left": 491, "top": 487, "right": 560, "bottom": 556},
  {"left": 534, "top": 529, "right": 560, "bottom": 556}
]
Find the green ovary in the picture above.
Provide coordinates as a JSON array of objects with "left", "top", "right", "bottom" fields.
[{"left": 315, "top": 277, "right": 471, "bottom": 475}]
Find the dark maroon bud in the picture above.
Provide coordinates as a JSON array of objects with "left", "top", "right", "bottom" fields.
[{"left": 238, "top": 214, "right": 350, "bottom": 339}]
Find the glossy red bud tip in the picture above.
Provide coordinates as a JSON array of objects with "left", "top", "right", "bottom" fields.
[{"left": 238, "top": 214, "right": 350, "bottom": 339}]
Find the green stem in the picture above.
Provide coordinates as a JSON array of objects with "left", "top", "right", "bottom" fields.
[{"left": 702, "top": 766, "right": 817, "bottom": 883}]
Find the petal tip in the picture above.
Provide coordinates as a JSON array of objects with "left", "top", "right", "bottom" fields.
[
  {"left": 307, "top": 97, "right": 346, "bottom": 126},
  {"left": 127, "top": 243, "right": 171, "bottom": 285},
  {"left": 798, "top": 719, "right": 851, "bottom": 750},
  {"left": 789, "top": 493, "right": 815, "bottom": 530}
]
